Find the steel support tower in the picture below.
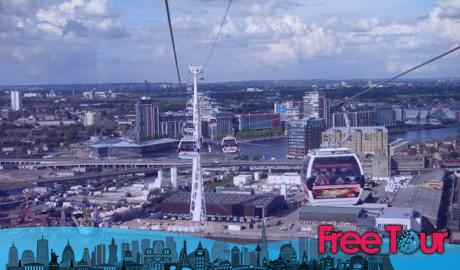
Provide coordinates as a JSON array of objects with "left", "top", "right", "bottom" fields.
[{"left": 189, "top": 65, "right": 206, "bottom": 222}]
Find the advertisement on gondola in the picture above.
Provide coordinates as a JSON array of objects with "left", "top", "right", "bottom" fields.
[
  {"left": 307, "top": 155, "right": 363, "bottom": 200},
  {"left": 311, "top": 185, "right": 361, "bottom": 199}
]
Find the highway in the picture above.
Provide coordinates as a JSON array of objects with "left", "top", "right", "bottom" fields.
[{"left": 0, "top": 157, "right": 303, "bottom": 170}]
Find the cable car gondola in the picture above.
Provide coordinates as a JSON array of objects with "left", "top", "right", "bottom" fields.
[
  {"left": 222, "top": 136, "right": 238, "bottom": 154},
  {"left": 300, "top": 148, "right": 365, "bottom": 206},
  {"left": 178, "top": 138, "right": 199, "bottom": 159},
  {"left": 208, "top": 117, "right": 217, "bottom": 128},
  {"left": 186, "top": 84, "right": 193, "bottom": 93},
  {"left": 186, "top": 102, "right": 193, "bottom": 112},
  {"left": 182, "top": 121, "right": 196, "bottom": 134}
]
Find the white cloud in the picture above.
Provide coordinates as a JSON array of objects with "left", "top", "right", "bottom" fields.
[
  {"left": 35, "top": 0, "right": 126, "bottom": 38},
  {"left": 243, "top": 15, "right": 342, "bottom": 66}
]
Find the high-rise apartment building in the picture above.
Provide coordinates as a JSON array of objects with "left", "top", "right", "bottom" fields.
[
  {"left": 286, "top": 118, "right": 326, "bottom": 159},
  {"left": 303, "top": 91, "right": 320, "bottom": 119},
  {"left": 10, "top": 90, "right": 22, "bottom": 111},
  {"left": 83, "top": 111, "right": 102, "bottom": 127},
  {"left": 135, "top": 99, "right": 160, "bottom": 141},
  {"left": 322, "top": 126, "right": 388, "bottom": 155},
  {"left": 303, "top": 90, "right": 331, "bottom": 124}
]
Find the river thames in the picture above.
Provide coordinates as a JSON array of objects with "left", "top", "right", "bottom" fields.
[{"left": 239, "top": 126, "right": 460, "bottom": 160}]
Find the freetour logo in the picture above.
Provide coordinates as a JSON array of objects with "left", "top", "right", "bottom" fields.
[{"left": 318, "top": 225, "right": 449, "bottom": 255}]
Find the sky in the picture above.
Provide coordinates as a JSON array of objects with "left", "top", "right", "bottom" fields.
[{"left": 0, "top": 0, "right": 460, "bottom": 85}]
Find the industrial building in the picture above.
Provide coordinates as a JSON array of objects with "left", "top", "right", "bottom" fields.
[
  {"left": 375, "top": 207, "right": 421, "bottom": 231},
  {"left": 391, "top": 170, "right": 452, "bottom": 231},
  {"left": 161, "top": 191, "right": 285, "bottom": 219},
  {"left": 359, "top": 151, "right": 390, "bottom": 178},
  {"left": 390, "top": 155, "right": 426, "bottom": 174},
  {"left": 90, "top": 137, "right": 178, "bottom": 158},
  {"left": 267, "top": 173, "right": 301, "bottom": 185}
]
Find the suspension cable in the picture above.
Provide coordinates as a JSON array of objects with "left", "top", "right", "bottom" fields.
[
  {"left": 332, "top": 45, "right": 460, "bottom": 109},
  {"left": 203, "top": 0, "right": 233, "bottom": 69},
  {"left": 164, "top": 0, "right": 183, "bottom": 95}
]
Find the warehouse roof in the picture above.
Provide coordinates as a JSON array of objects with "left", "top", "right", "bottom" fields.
[
  {"left": 162, "top": 191, "right": 282, "bottom": 209},
  {"left": 409, "top": 170, "right": 446, "bottom": 186},
  {"left": 91, "top": 137, "right": 178, "bottom": 149},
  {"left": 391, "top": 185, "right": 442, "bottom": 220}
]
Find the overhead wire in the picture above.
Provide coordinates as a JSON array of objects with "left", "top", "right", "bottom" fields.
[
  {"left": 164, "top": 0, "right": 183, "bottom": 96},
  {"left": 203, "top": 0, "right": 233, "bottom": 69},
  {"left": 331, "top": 44, "right": 460, "bottom": 109}
]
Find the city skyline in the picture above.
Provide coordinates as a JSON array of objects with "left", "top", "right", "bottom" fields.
[
  {"left": 4, "top": 234, "right": 394, "bottom": 270},
  {"left": 1, "top": 0, "right": 460, "bottom": 85}
]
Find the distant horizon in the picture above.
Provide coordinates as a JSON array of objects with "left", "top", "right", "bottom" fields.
[{"left": 1, "top": 76, "right": 459, "bottom": 88}]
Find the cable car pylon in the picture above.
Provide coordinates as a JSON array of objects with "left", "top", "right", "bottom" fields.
[{"left": 188, "top": 65, "right": 206, "bottom": 222}]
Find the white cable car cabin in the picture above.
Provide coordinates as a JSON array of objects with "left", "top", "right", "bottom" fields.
[
  {"left": 186, "top": 102, "right": 193, "bottom": 112},
  {"left": 182, "top": 121, "right": 196, "bottom": 134},
  {"left": 186, "top": 84, "right": 193, "bottom": 93},
  {"left": 208, "top": 117, "right": 217, "bottom": 128},
  {"left": 222, "top": 136, "right": 238, "bottom": 154},
  {"left": 300, "top": 148, "right": 364, "bottom": 206},
  {"left": 178, "top": 139, "right": 199, "bottom": 159}
]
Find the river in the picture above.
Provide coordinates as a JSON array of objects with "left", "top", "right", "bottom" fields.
[{"left": 239, "top": 126, "right": 460, "bottom": 160}]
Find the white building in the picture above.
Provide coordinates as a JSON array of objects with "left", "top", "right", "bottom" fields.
[
  {"left": 267, "top": 173, "right": 301, "bottom": 185},
  {"left": 233, "top": 175, "right": 253, "bottom": 187},
  {"left": 11, "top": 90, "right": 22, "bottom": 111},
  {"left": 303, "top": 91, "right": 321, "bottom": 119},
  {"left": 84, "top": 111, "right": 102, "bottom": 127},
  {"left": 375, "top": 207, "right": 421, "bottom": 232}
]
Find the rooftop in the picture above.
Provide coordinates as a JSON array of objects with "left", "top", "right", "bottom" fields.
[
  {"left": 377, "top": 207, "right": 415, "bottom": 219},
  {"left": 391, "top": 185, "right": 442, "bottom": 220},
  {"left": 409, "top": 170, "right": 446, "bottom": 186},
  {"left": 389, "top": 138, "right": 410, "bottom": 148},
  {"left": 162, "top": 191, "right": 282, "bottom": 208},
  {"left": 325, "top": 126, "right": 388, "bottom": 132},
  {"left": 91, "top": 137, "right": 178, "bottom": 149}
]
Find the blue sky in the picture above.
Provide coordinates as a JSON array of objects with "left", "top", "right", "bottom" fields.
[{"left": 0, "top": 0, "right": 459, "bottom": 85}]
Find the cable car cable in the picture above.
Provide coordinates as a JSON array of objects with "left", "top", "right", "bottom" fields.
[
  {"left": 203, "top": 0, "right": 233, "bottom": 69},
  {"left": 164, "top": 0, "right": 183, "bottom": 96},
  {"left": 332, "top": 44, "right": 460, "bottom": 109}
]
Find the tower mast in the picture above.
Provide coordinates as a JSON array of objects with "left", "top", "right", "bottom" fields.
[{"left": 189, "top": 65, "right": 206, "bottom": 222}]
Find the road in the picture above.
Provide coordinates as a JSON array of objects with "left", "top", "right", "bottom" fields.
[{"left": 0, "top": 157, "right": 303, "bottom": 169}]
